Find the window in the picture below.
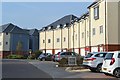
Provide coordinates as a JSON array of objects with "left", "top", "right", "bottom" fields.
[
  {"left": 95, "top": 53, "right": 107, "bottom": 58},
  {"left": 82, "top": 32, "right": 84, "bottom": 38},
  {"left": 6, "top": 42, "right": 8, "bottom": 45},
  {"left": 100, "top": 25, "right": 103, "bottom": 34},
  {"left": 0, "top": 33, "right": 1, "bottom": 36},
  {"left": 57, "top": 38, "right": 60, "bottom": 42},
  {"left": 6, "top": 33, "right": 8, "bottom": 35},
  {"left": 43, "top": 40, "right": 45, "bottom": 43},
  {"left": 105, "top": 53, "right": 114, "bottom": 60},
  {"left": 64, "top": 37, "right": 66, "bottom": 42},
  {"left": 0, "top": 42, "right": 1, "bottom": 45},
  {"left": 94, "top": 6, "right": 99, "bottom": 20},
  {"left": 48, "top": 39, "right": 51, "bottom": 43},
  {"left": 118, "top": 53, "right": 120, "bottom": 58},
  {"left": 93, "top": 28, "right": 96, "bottom": 35},
  {"left": 57, "top": 25, "right": 60, "bottom": 29}
]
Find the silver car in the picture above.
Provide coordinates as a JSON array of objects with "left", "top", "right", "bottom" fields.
[
  {"left": 54, "top": 52, "right": 79, "bottom": 62},
  {"left": 82, "top": 52, "right": 107, "bottom": 72}
]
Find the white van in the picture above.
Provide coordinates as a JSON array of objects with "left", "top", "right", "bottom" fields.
[{"left": 102, "top": 51, "right": 120, "bottom": 78}]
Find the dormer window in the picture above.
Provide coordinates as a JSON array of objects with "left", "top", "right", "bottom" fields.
[
  {"left": 42, "top": 28, "right": 45, "bottom": 31},
  {"left": 63, "top": 24, "right": 66, "bottom": 28},
  {"left": 57, "top": 25, "right": 60, "bottom": 28},
  {"left": 48, "top": 26, "right": 51, "bottom": 30}
]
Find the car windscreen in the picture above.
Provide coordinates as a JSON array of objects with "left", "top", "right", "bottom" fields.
[
  {"left": 85, "top": 53, "right": 93, "bottom": 58},
  {"left": 104, "top": 53, "right": 114, "bottom": 60}
]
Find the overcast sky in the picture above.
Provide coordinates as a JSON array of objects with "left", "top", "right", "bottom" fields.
[{"left": 2, "top": 2, "right": 92, "bottom": 29}]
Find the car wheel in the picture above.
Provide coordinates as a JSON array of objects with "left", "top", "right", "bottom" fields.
[
  {"left": 90, "top": 68, "right": 96, "bottom": 72},
  {"left": 113, "top": 68, "right": 120, "bottom": 78},
  {"left": 96, "top": 64, "right": 102, "bottom": 73}
]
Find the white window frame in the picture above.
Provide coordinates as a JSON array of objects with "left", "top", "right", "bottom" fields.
[
  {"left": 93, "top": 28, "right": 96, "bottom": 35},
  {"left": 100, "top": 25, "right": 103, "bottom": 34},
  {"left": 57, "top": 38, "right": 60, "bottom": 42}
]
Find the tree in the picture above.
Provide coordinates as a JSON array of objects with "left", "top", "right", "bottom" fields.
[{"left": 16, "top": 41, "right": 23, "bottom": 55}]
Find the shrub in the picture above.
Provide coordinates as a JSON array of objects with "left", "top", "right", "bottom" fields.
[
  {"left": 27, "top": 54, "right": 36, "bottom": 59},
  {"left": 58, "top": 58, "right": 68, "bottom": 67},
  {"left": 76, "top": 56, "right": 84, "bottom": 66},
  {"left": 33, "top": 50, "right": 42, "bottom": 59},
  {"left": 7, "top": 54, "right": 24, "bottom": 59}
]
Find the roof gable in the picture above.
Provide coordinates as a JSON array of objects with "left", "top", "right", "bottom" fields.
[{"left": 0, "top": 23, "right": 28, "bottom": 34}]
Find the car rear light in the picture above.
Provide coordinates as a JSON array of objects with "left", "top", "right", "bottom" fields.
[
  {"left": 110, "top": 58, "right": 115, "bottom": 65},
  {"left": 87, "top": 58, "right": 96, "bottom": 61},
  {"left": 58, "top": 54, "right": 60, "bottom": 58}
]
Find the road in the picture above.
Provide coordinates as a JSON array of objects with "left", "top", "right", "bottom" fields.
[{"left": 2, "top": 59, "right": 52, "bottom": 80}]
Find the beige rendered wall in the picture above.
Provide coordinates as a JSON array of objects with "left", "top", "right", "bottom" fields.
[
  {"left": 80, "top": 19, "right": 85, "bottom": 48},
  {"left": 85, "top": 17, "right": 90, "bottom": 47},
  {"left": 39, "top": 31, "right": 45, "bottom": 50},
  {"left": 70, "top": 24, "right": 74, "bottom": 49},
  {"left": 46, "top": 30, "right": 53, "bottom": 49},
  {"left": 0, "top": 33, "right": 3, "bottom": 51},
  {"left": 54, "top": 29, "right": 61, "bottom": 49},
  {"left": 62, "top": 27, "right": 68, "bottom": 49},
  {"left": 90, "top": 0, "right": 106, "bottom": 46},
  {"left": 106, "top": 2, "right": 119, "bottom": 44},
  {"left": 3, "top": 33, "right": 10, "bottom": 51},
  {"left": 74, "top": 22, "right": 79, "bottom": 48}
]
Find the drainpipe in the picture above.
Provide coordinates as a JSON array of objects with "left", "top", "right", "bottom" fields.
[
  {"left": 73, "top": 23, "right": 75, "bottom": 52},
  {"left": 84, "top": 17, "right": 86, "bottom": 54},
  {"left": 61, "top": 26, "right": 63, "bottom": 52},
  {"left": 105, "top": 0, "right": 107, "bottom": 52},
  {"left": 45, "top": 30, "right": 46, "bottom": 53},
  {"left": 78, "top": 21, "right": 80, "bottom": 54},
  {"left": 68, "top": 26, "right": 70, "bottom": 51},
  {"left": 53, "top": 29, "right": 54, "bottom": 54},
  {"left": 89, "top": 11, "right": 91, "bottom": 52}
]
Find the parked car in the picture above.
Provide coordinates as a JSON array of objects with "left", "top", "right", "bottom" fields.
[
  {"left": 102, "top": 51, "right": 120, "bottom": 78},
  {"left": 38, "top": 53, "right": 52, "bottom": 61},
  {"left": 52, "top": 52, "right": 61, "bottom": 62},
  {"left": 54, "top": 52, "right": 79, "bottom": 62},
  {"left": 82, "top": 52, "right": 107, "bottom": 72}
]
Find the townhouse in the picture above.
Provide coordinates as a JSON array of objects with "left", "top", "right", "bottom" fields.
[
  {"left": 39, "top": 15, "right": 78, "bottom": 54},
  {"left": 0, "top": 23, "right": 29, "bottom": 58},
  {"left": 39, "top": 0, "right": 120, "bottom": 55},
  {"left": 0, "top": 23, "right": 40, "bottom": 58},
  {"left": 27, "top": 29, "right": 39, "bottom": 52},
  {"left": 88, "top": 0, "right": 120, "bottom": 52}
]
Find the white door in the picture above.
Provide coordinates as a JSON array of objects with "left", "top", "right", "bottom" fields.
[
  {"left": 81, "top": 48, "right": 85, "bottom": 56},
  {"left": 100, "top": 47, "right": 103, "bottom": 52},
  {"left": 91, "top": 47, "right": 98, "bottom": 52},
  {"left": 55, "top": 50, "right": 61, "bottom": 54},
  {"left": 46, "top": 50, "right": 52, "bottom": 54},
  {"left": 75, "top": 49, "right": 79, "bottom": 54}
]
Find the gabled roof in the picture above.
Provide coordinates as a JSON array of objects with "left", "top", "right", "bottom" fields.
[
  {"left": 29, "top": 29, "right": 39, "bottom": 36},
  {"left": 40, "top": 15, "right": 78, "bottom": 31},
  {"left": 0, "top": 23, "right": 28, "bottom": 34},
  {"left": 87, "top": 0, "right": 99, "bottom": 8}
]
